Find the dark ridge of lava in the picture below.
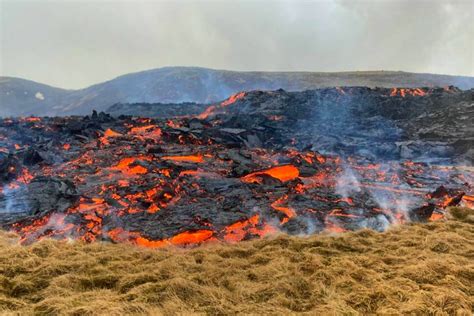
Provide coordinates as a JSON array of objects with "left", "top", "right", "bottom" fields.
[{"left": 0, "top": 86, "right": 473, "bottom": 247}]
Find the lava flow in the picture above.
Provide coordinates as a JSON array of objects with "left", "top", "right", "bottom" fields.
[{"left": 0, "top": 87, "right": 472, "bottom": 248}]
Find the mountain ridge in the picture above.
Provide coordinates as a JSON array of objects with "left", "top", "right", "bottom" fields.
[{"left": 2, "top": 67, "right": 474, "bottom": 117}]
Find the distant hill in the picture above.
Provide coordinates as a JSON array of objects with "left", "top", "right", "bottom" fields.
[{"left": 1, "top": 67, "right": 474, "bottom": 116}]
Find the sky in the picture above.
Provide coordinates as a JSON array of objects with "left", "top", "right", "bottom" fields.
[{"left": 1, "top": 0, "right": 473, "bottom": 89}]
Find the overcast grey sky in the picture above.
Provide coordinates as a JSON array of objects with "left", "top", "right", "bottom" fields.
[{"left": 1, "top": 0, "right": 473, "bottom": 89}]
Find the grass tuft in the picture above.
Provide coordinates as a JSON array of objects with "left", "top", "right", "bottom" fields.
[{"left": 0, "top": 208, "right": 473, "bottom": 315}]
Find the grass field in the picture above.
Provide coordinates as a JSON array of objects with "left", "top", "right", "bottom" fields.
[{"left": 1, "top": 207, "right": 473, "bottom": 315}]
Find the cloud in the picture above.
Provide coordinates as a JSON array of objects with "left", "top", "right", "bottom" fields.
[{"left": 1, "top": 0, "right": 472, "bottom": 89}]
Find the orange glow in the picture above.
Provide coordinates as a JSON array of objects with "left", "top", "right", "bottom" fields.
[
  {"left": 13, "top": 213, "right": 75, "bottom": 244},
  {"left": 221, "top": 91, "right": 246, "bottom": 106},
  {"left": 441, "top": 196, "right": 455, "bottom": 208},
  {"left": 107, "top": 227, "right": 129, "bottom": 242},
  {"left": 8, "top": 109, "right": 472, "bottom": 247},
  {"left": 100, "top": 129, "right": 122, "bottom": 145},
  {"left": 128, "top": 165, "right": 147, "bottom": 174},
  {"left": 118, "top": 179, "right": 130, "bottom": 187},
  {"left": 325, "top": 223, "right": 346, "bottom": 233},
  {"left": 327, "top": 208, "right": 359, "bottom": 218},
  {"left": 169, "top": 230, "right": 214, "bottom": 245},
  {"left": 429, "top": 213, "right": 445, "bottom": 221},
  {"left": 242, "top": 165, "right": 299, "bottom": 183},
  {"left": 135, "top": 230, "right": 214, "bottom": 248},
  {"left": 359, "top": 183, "right": 425, "bottom": 196},
  {"left": 108, "top": 218, "right": 276, "bottom": 248},
  {"left": 147, "top": 204, "right": 160, "bottom": 213},
  {"left": 135, "top": 237, "right": 167, "bottom": 248},
  {"left": 130, "top": 125, "right": 162, "bottom": 138},
  {"left": 22, "top": 117, "right": 41, "bottom": 122},
  {"left": 159, "top": 169, "right": 171, "bottom": 177},
  {"left": 323, "top": 208, "right": 352, "bottom": 233},
  {"left": 390, "top": 88, "right": 427, "bottom": 97},
  {"left": 197, "top": 92, "right": 246, "bottom": 119},
  {"left": 111, "top": 156, "right": 151, "bottom": 175},
  {"left": 179, "top": 170, "right": 200, "bottom": 176},
  {"left": 461, "top": 195, "right": 474, "bottom": 209},
  {"left": 18, "top": 168, "right": 34, "bottom": 184},
  {"left": 224, "top": 215, "right": 259, "bottom": 242},
  {"left": 104, "top": 129, "right": 122, "bottom": 137},
  {"left": 166, "top": 120, "right": 181, "bottom": 128},
  {"left": 222, "top": 214, "right": 277, "bottom": 242},
  {"left": 271, "top": 195, "right": 297, "bottom": 224},
  {"left": 162, "top": 155, "right": 204, "bottom": 163},
  {"left": 197, "top": 105, "right": 218, "bottom": 120}
]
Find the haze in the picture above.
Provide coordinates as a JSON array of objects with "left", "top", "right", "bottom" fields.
[{"left": 1, "top": 0, "right": 473, "bottom": 89}]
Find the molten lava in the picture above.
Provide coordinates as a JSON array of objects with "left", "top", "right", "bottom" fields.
[
  {"left": 242, "top": 165, "right": 300, "bottom": 183},
  {"left": 390, "top": 88, "right": 427, "bottom": 97},
  {"left": 271, "top": 195, "right": 296, "bottom": 224},
  {"left": 100, "top": 128, "right": 122, "bottom": 145},
  {"left": 2, "top": 87, "right": 472, "bottom": 249},
  {"left": 162, "top": 155, "right": 204, "bottom": 163},
  {"left": 197, "top": 92, "right": 246, "bottom": 119}
]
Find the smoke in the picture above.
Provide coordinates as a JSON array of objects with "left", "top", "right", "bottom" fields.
[
  {"left": 335, "top": 167, "right": 361, "bottom": 198},
  {"left": 26, "top": 213, "right": 74, "bottom": 242},
  {"left": 357, "top": 214, "right": 391, "bottom": 232},
  {"left": 0, "top": 185, "right": 29, "bottom": 215},
  {"left": 368, "top": 186, "right": 413, "bottom": 223},
  {"left": 332, "top": 161, "right": 427, "bottom": 232},
  {"left": 303, "top": 90, "right": 402, "bottom": 160},
  {"left": 201, "top": 71, "right": 234, "bottom": 103}
]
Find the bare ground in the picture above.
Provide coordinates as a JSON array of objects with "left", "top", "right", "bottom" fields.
[{"left": 1, "top": 207, "right": 473, "bottom": 315}]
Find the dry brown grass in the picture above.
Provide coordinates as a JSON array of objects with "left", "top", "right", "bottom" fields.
[{"left": 1, "top": 208, "right": 473, "bottom": 315}]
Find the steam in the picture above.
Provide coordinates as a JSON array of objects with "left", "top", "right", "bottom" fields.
[
  {"left": 357, "top": 214, "right": 391, "bottom": 232},
  {"left": 0, "top": 185, "right": 28, "bottom": 215},
  {"left": 26, "top": 213, "right": 74, "bottom": 242},
  {"left": 335, "top": 167, "right": 361, "bottom": 198},
  {"left": 332, "top": 162, "right": 425, "bottom": 231}
]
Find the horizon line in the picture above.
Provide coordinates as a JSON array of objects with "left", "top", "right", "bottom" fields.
[{"left": 1, "top": 66, "right": 474, "bottom": 91}]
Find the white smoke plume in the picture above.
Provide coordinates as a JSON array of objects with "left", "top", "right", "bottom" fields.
[{"left": 335, "top": 167, "right": 361, "bottom": 198}]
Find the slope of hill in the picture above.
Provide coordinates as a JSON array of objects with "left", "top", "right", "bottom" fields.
[
  {"left": 0, "top": 77, "right": 71, "bottom": 117},
  {"left": 1, "top": 67, "right": 474, "bottom": 116}
]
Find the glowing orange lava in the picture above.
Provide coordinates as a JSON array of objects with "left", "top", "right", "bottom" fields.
[
  {"left": 223, "top": 215, "right": 276, "bottom": 242},
  {"left": 111, "top": 156, "right": 151, "bottom": 175},
  {"left": 130, "top": 125, "right": 162, "bottom": 139},
  {"left": 197, "top": 92, "right": 246, "bottom": 119},
  {"left": 390, "top": 88, "right": 427, "bottom": 97},
  {"left": 271, "top": 195, "right": 297, "bottom": 224},
  {"left": 133, "top": 230, "right": 215, "bottom": 248},
  {"left": 162, "top": 155, "right": 204, "bottom": 163},
  {"left": 429, "top": 213, "right": 445, "bottom": 221},
  {"left": 242, "top": 165, "right": 299, "bottom": 183},
  {"left": 100, "top": 129, "right": 122, "bottom": 145},
  {"left": 461, "top": 195, "right": 474, "bottom": 208}
]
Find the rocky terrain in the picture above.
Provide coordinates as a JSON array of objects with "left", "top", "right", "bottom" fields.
[
  {"left": 2, "top": 67, "right": 474, "bottom": 117},
  {"left": 109, "top": 86, "right": 474, "bottom": 163},
  {"left": 0, "top": 87, "right": 472, "bottom": 246}
]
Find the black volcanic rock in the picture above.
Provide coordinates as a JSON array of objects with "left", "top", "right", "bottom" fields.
[
  {"left": 0, "top": 86, "right": 472, "bottom": 246},
  {"left": 156, "top": 86, "right": 472, "bottom": 163}
]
